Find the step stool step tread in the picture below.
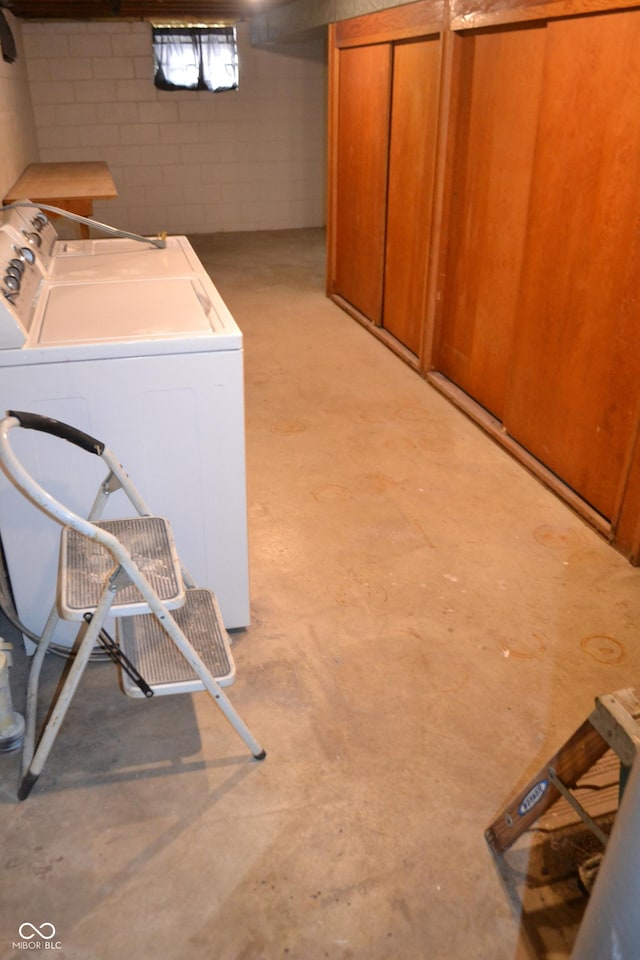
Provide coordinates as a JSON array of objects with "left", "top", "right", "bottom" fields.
[
  {"left": 60, "top": 516, "right": 184, "bottom": 618},
  {"left": 118, "top": 588, "right": 235, "bottom": 697}
]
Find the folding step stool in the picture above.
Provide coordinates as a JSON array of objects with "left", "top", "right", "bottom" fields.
[
  {"left": 0, "top": 410, "right": 266, "bottom": 801},
  {"left": 485, "top": 687, "right": 640, "bottom": 856}
]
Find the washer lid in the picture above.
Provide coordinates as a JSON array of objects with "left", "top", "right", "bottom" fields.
[
  {"left": 49, "top": 235, "right": 203, "bottom": 282},
  {"left": 35, "top": 276, "right": 239, "bottom": 348}
]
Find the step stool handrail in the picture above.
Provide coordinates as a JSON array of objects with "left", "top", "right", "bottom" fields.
[
  {"left": 0, "top": 412, "right": 126, "bottom": 547},
  {"left": 0, "top": 413, "right": 190, "bottom": 608},
  {"left": 0, "top": 411, "right": 159, "bottom": 523},
  {"left": 0, "top": 411, "right": 197, "bottom": 593},
  {"left": 5, "top": 409, "right": 106, "bottom": 455}
]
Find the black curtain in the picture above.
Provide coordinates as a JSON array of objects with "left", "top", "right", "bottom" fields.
[{"left": 152, "top": 27, "right": 238, "bottom": 93}]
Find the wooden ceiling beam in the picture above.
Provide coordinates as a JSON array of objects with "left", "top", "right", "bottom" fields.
[{"left": 2, "top": 0, "right": 295, "bottom": 22}]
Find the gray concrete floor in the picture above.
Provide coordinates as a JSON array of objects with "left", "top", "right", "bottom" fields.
[{"left": 2, "top": 228, "right": 639, "bottom": 959}]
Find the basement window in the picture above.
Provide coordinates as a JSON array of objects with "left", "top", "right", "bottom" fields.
[{"left": 152, "top": 25, "right": 238, "bottom": 92}]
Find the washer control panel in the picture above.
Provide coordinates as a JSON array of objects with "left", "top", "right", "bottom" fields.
[
  {"left": 0, "top": 204, "right": 58, "bottom": 272},
  {"left": 0, "top": 225, "right": 44, "bottom": 348}
]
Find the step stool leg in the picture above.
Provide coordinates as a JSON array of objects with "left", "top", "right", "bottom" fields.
[
  {"left": 18, "top": 585, "right": 116, "bottom": 801},
  {"left": 156, "top": 612, "right": 266, "bottom": 760},
  {"left": 21, "top": 603, "right": 62, "bottom": 777},
  {"left": 207, "top": 684, "right": 266, "bottom": 760},
  {"left": 485, "top": 718, "right": 609, "bottom": 854}
]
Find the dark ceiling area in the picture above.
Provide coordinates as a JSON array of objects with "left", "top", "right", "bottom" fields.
[{"left": 1, "top": 0, "right": 296, "bottom": 22}]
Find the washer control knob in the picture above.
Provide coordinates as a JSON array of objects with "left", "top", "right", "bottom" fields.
[
  {"left": 18, "top": 246, "right": 36, "bottom": 265},
  {"left": 23, "top": 231, "right": 41, "bottom": 248}
]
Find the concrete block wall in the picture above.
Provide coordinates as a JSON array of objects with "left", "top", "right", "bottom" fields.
[
  {"left": 22, "top": 20, "right": 327, "bottom": 235},
  {"left": 0, "top": 11, "right": 38, "bottom": 200}
]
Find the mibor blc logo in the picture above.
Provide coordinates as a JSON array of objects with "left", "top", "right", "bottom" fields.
[{"left": 12, "top": 923, "right": 62, "bottom": 951}]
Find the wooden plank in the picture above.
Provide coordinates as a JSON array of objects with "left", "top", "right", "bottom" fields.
[
  {"left": 589, "top": 689, "right": 640, "bottom": 769},
  {"left": 335, "top": 0, "right": 445, "bottom": 47},
  {"left": 426, "top": 370, "right": 613, "bottom": 535},
  {"left": 419, "top": 26, "right": 456, "bottom": 375},
  {"left": 4, "top": 161, "right": 117, "bottom": 204},
  {"left": 4, "top": 161, "right": 118, "bottom": 239},
  {"left": 331, "top": 42, "right": 391, "bottom": 323},
  {"left": 503, "top": 9, "right": 640, "bottom": 521},
  {"left": 612, "top": 420, "right": 640, "bottom": 563},
  {"left": 326, "top": 23, "right": 340, "bottom": 297},
  {"left": 433, "top": 24, "right": 546, "bottom": 420},
  {"left": 485, "top": 718, "right": 609, "bottom": 854},
  {"left": 382, "top": 36, "right": 441, "bottom": 356},
  {"left": 449, "top": 0, "right": 640, "bottom": 31}
]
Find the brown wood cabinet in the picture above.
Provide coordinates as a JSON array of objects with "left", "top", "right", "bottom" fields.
[
  {"left": 328, "top": 0, "right": 640, "bottom": 564},
  {"left": 327, "top": 2, "right": 443, "bottom": 360},
  {"left": 435, "top": 24, "right": 546, "bottom": 422},
  {"left": 434, "top": 9, "right": 640, "bottom": 527},
  {"left": 332, "top": 42, "right": 391, "bottom": 324}
]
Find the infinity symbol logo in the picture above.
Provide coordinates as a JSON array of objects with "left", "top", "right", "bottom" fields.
[{"left": 18, "top": 922, "right": 56, "bottom": 940}]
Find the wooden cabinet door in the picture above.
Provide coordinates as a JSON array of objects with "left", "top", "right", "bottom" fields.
[
  {"left": 503, "top": 11, "right": 640, "bottom": 520},
  {"left": 434, "top": 25, "right": 546, "bottom": 420},
  {"left": 333, "top": 43, "right": 392, "bottom": 322},
  {"left": 383, "top": 36, "right": 440, "bottom": 356}
]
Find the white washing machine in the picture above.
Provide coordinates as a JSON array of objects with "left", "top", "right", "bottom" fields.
[{"left": 0, "top": 217, "right": 250, "bottom": 652}]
